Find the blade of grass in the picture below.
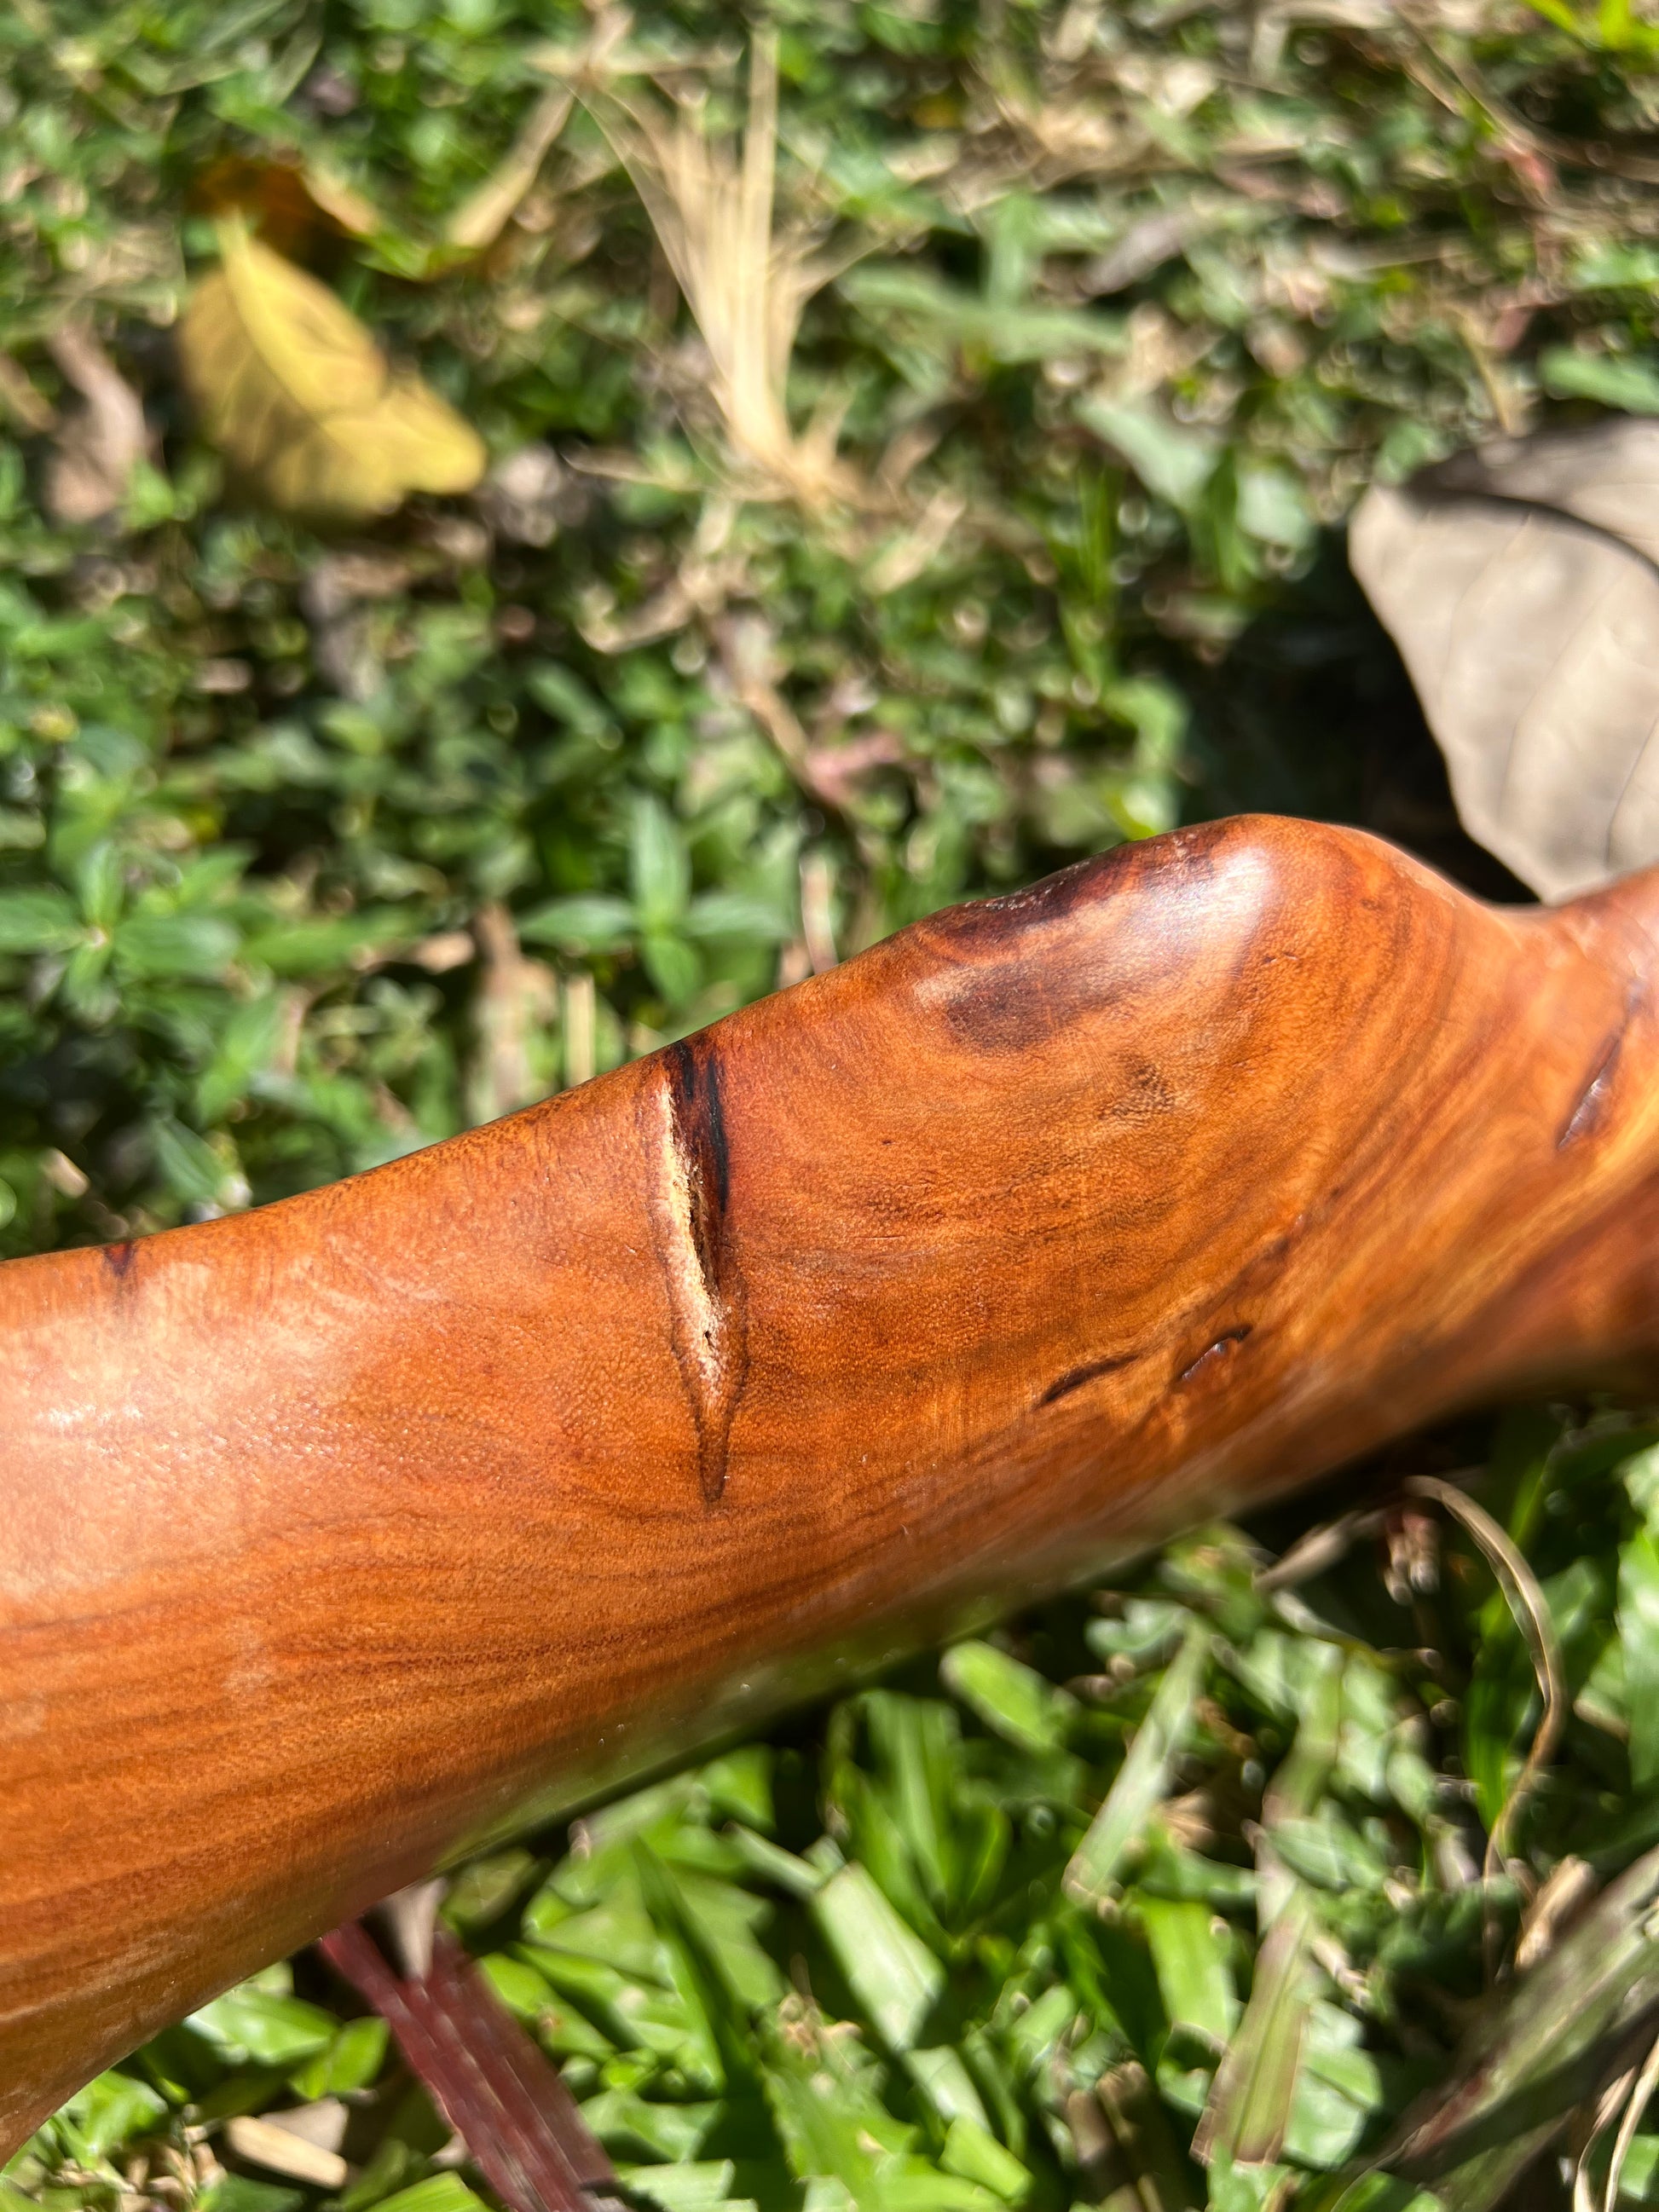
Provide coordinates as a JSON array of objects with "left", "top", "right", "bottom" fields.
[
  {"left": 809, "top": 1861, "right": 944, "bottom": 2052},
  {"left": 1193, "top": 1885, "right": 1320, "bottom": 2165},
  {"left": 1372, "top": 1840, "right": 1659, "bottom": 2212},
  {"left": 1065, "top": 1619, "right": 1209, "bottom": 1909},
  {"left": 1604, "top": 2019, "right": 1659, "bottom": 2212},
  {"left": 1407, "top": 1476, "right": 1568, "bottom": 1881}
]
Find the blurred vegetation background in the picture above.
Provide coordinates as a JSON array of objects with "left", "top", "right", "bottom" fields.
[
  {"left": 9, "top": 0, "right": 1653, "bottom": 1245},
  {"left": 13, "top": 2, "right": 1659, "bottom": 2207}
]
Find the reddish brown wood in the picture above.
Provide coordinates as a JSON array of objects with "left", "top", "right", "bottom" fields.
[{"left": 7, "top": 813, "right": 1659, "bottom": 2145}]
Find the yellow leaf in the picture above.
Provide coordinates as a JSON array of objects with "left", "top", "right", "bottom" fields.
[{"left": 179, "top": 226, "right": 486, "bottom": 517}]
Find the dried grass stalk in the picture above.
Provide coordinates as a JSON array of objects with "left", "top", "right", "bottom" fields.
[{"left": 566, "top": 31, "right": 856, "bottom": 505}]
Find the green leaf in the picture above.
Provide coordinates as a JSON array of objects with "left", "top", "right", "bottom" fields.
[
  {"left": 187, "top": 1980, "right": 338, "bottom": 2067},
  {"left": 1194, "top": 1886, "right": 1318, "bottom": 2164},
  {"left": 762, "top": 2052, "right": 891, "bottom": 2201},
  {"left": 811, "top": 1863, "right": 945, "bottom": 2051},
  {"left": 197, "top": 991, "right": 287, "bottom": 1123},
  {"left": 517, "top": 894, "right": 636, "bottom": 950},
  {"left": 1236, "top": 462, "right": 1314, "bottom": 552},
  {"left": 620, "top": 2162, "right": 750, "bottom": 2212},
  {"left": 939, "top": 1640, "right": 1078, "bottom": 1754},
  {"left": 1076, "top": 396, "right": 1217, "bottom": 510},
  {"left": 152, "top": 1118, "right": 242, "bottom": 1210},
  {"left": 674, "top": 1871, "right": 789, "bottom": 2013},
  {"left": 725, "top": 1825, "right": 825, "bottom": 1897},
  {"left": 1269, "top": 1811, "right": 1388, "bottom": 1894},
  {"left": 1065, "top": 1620, "right": 1208, "bottom": 1905},
  {"left": 841, "top": 265, "right": 1126, "bottom": 366},
  {"left": 443, "top": 1848, "right": 540, "bottom": 1932},
  {"left": 0, "top": 887, "right": 83, "bottom": 954},
  {"left": 1265, "top": 1643, "right": 1344, "bottom": 1817},
  {"left": 700, "top": 1746, "right": 775, "bottom": 1831},
  {"left": 477, "top": 1951, "right": 557, "bottom": 2020},
  {"left": 633, "top": 1842, "right": 760, "bottom": 2085},
  {"left": 579, "top": 2090, "right": 722, "bottom": 2163},
  {"left": 684, "top": 890, "right": 795, "bottom": 943},
  {"left": 939, "top": 2117, "right": 1030, "bottom": 2204},
  {"left": 75, "top": 841, "right": 125, "bottom": 932},
  {"left": 1136, "top": 1893, "right": 1238, "bottom": 2053},
  {"left": 114, "top": 910, "right": 240, "bottom": 980},
  {"left": 1540, "top": 346, "right": 1659, "bottom": 413},
  {"left": 859, "top": 1694, "right": 975, "bottom": 1918},
  {"left": 337, "top": 2138, "right": 429, "bottom": 2212},
  {"left": 240, "top": 911, "right": 410, "bottom": 975},
  {"left": 1284, "top": 2014, "right": 1385, "bottom": 2170},
  {"left": 203, "top": 2180, "right": 304, "bottom": 2212},
  {"left": 904, "top": 2045, "right": 989, "bottom": 2129},
  {"left": 641, "top": 927, "right": 701, "bottom": 1006},
  {"left": 373, "top": 2179, "right": 490, "bottom": 2212},
  {"left": 629, "top": 792, "right": 691, "bottom": 931},
  {"left": 527, "top": 662, "right": 611, "bottom": 736},
  {"left": 1086, "top": 1596, "right": 1191, "bottom": 1674},
  {"left": 1619, "top": 1526, "right": 1659, "bottom": 1787},
  {"left": 58, "top": 2071, "right": 168, "bottom": 2159},
  {"left": 1623, "top": 1441, "right": 1659, "bottom": 1522},
  {"left": 286, "top": 2014, "right": 389, "bottom": 2098}
]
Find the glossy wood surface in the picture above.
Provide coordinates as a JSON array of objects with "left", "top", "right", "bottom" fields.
[{"left": 7, "top": 813, "right": 1659, "bottom": 2146}]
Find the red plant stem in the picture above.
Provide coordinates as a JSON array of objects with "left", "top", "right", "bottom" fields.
[{"left": 318, "top": 1920, "right": 619, "bottom": 2212}]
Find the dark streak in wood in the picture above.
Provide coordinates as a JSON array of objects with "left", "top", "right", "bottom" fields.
[
  {"left": 925, "top": 837, "right": 1216, "bottom": 1055},
  {"left": 1039, "top": 1353, "right": 1141, "bottom": 1406},
  {"left": 667, "top": 1036, "right": 732, "bottom": 1294}
]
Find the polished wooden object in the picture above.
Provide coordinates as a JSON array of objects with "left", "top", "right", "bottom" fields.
[{"left": 7, "top": 814, "right": 1659, "bottom": 2145}]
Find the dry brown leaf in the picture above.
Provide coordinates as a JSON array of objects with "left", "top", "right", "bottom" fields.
[
  {"left": 194, "top": 155, "right": 384, "bottom": 255},
  {"left": 43, "top": 326, "right": 152, "bottom": 525},
  {"left": 298, "top": 166, "right": 384, "bottom": 242},
  {"left": 1350, "top": 420, "right": 1659, "bottom": 902},
  {"left": 179, "top": 224, "right": 486, "bottom": 518}
]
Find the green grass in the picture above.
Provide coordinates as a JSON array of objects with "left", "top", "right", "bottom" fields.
[{"left": 9, "top": 0, "right": 1659, "bottom": 2204}]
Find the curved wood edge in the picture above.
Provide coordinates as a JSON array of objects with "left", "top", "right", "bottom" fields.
[{"left": 5, "top": 813, "right": 1659, "bottom": 2144}]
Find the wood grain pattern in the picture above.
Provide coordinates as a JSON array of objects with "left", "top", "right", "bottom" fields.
[{"left": 7, "top": 812, "right": 1659, "bottom": 2146}]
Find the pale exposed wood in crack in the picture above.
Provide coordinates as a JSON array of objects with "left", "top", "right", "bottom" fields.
[
  {"left": 641, "top": 1038, "right": 748, "bottom": 1503},
  {"left": 1558, "top": 983, "right": 1641, "bottom": 1149}
]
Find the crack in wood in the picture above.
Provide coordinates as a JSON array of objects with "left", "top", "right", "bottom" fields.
[
  {"left": 645, "top": 1035, "right": 749, "bottom": 1504},
  {"left": 1038, "top": 1352, "right": 1140, "bottom": 1406},
  {"left": 1176, "top": 1325, "right": 1252, "bottom": 1386},
  {"left": 1558, "top": 984, "right": 1641, "bottom": 1149}
]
